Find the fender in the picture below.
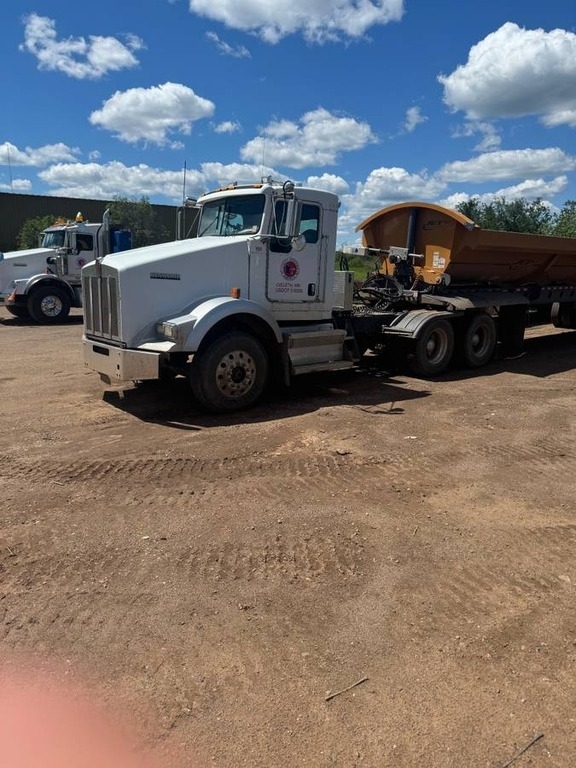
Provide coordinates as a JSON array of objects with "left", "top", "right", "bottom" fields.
[
  {"left": 10, "top": 273, "right": 77, "bottom": 302},
  {"left": 163, "top": 296, "right": 283, "bottom": 352},
  {"left": 383, "top": 309, "right": 460, "bottom": 339}
]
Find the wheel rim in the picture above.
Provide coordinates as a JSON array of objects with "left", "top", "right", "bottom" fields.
[
  {"left": 470, "top": 325, "right": 491, "bottom": 357},
  {"left": 40, "top": 294, "right": 63, "bottom": 317},
  {"left": 215, "top": 349, "right": 257, "bottom": 399},
  {"left": 425, "top": 328, "right": 450, "bottom": 365}
]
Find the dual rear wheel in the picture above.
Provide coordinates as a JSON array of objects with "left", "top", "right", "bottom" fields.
[{"left": 408, "top": 312, "right": 497, "bottom": 376}]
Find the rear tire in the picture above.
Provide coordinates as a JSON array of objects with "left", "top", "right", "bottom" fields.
[
  {"left": 409, "top": 317, "right": 454, "bottom": 377},
  {"left": 27, "top": 285, "right": 71, "bottom": 324},
  {"left": 190, "top": 332, "right": 269, "bottom": 413},
  {"left": 462, "top": 312, "right": 497, "bottom": 368}
]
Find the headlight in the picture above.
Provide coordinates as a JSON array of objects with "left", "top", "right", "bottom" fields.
[{"left": 157, "top": 322, "right": 179, "bottom": 340}]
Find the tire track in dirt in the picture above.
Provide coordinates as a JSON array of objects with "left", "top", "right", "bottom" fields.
[
  {"left": 0, "top": 532, "right": 365, "bottom": 653},
  {"left": 414, "top": 523, "right": 576, "bottom": 630},
  {"left": 1, "top": 532, "right": 365, "bottom": 594},
  {"left": 475, "top": 437, "right": 574, "bottom": 475}
]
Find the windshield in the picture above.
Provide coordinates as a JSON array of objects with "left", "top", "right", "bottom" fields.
[
  {"left": 198, "top": 194, "right": 265, "bottom": 237},
  {"left": 41, "top": 231, "right": 65, "bottom": 248}
]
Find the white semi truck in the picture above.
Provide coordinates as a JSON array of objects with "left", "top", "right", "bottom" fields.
[
  {"left": 82, "top": 178, "right": 576, "bottom": 412},
  {"left": 0, "top": 211, "right": 131, "bottom": 323}
]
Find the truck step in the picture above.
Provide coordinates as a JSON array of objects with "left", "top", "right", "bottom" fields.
[
  {"left": 292, "top": 360, "right": 355, "bottom": 376},
  {"left": 285, "top": 328, "right": 348, "bottom": 367}
]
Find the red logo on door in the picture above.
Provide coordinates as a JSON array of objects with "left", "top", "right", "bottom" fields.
[{"left": 281, "top": 259, "right": 300, "bottom": 280}]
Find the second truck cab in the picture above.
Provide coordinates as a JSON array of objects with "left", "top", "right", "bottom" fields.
[{"left": 1, "top": 211, "right": 131, "bottom": 323}]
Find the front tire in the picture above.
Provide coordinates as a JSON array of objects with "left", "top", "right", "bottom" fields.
[
  {"left": 6, "top": 305, "right": 30, "bottom": 319},
  {"left": 409, "top": 317, "right": 454, "bottom": 376},
  {"left": 190, "top": 332, "right": 269, "bottom": 413},
  {"left": 27, "top": 285, "right": 71, "bottom": 324}
]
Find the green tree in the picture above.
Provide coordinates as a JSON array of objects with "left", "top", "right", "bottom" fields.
[
  {"left": 456, "top": 196, "right": 554, "bottom": 234},
  {"left": 551, "top": 200, "right": 576, "bottom": 238},
  {"left": 16, "top": 214, "right": 61, "bottom": 250},
  {"left": 107, "top": 196, "right": 170, "bottom": 248},
  {"left": 335, "top": 249, "right": 379, "bottom": 280}
]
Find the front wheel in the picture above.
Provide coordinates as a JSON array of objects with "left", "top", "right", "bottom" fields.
[
  {"left": 190, "top": 332, "right": 269, "bottom": 413},
  {"left": 409, "top": 317, "right": 454, "bottom": 377},
  {"left": 27, "top": 285, "right": 71, "bottom": 324},
  {"left": 6, "top": 305, "right": 30, "bottom": 319}
]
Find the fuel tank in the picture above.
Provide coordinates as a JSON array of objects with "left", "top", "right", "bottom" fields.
[{"left": 357, "top": 202, "right": 576, "bottom": 286}]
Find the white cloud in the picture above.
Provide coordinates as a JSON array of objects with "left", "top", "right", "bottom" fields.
[
  {"left": 38, "top": 161, "right": 194, "bottom": 200},
  {"left": 214, "top": 121, "right": 241, "bottom": 134},
  {"left": 36, "top": 160, "right": 280, "bottom": 202},
  {"left": 452, "top": 122, "right": 501, "bottom": 152},
  {"left": 89, "top": 83, "right": 215, "bottom": 146},
  {"left": 241, "top": 107, "right": 377, "bottom": 168},
  {"left": 337, "top": 167, "right": 446, "bottom": 239},
  {"left": 206, "top": 31, "right": 250, "bottom": 57},
  {"left": 305, "top": 173, "right": 349, "bottom": 195},
  {"left": 198, "top": 162, "right": 279, "bottom": 190},
  {"left": 189, "top": 0, "right": 404, "bottom": 43},
  {"left": 439, "top": 23, "right": 576, "bottom": 127},
  {"left": 438, "top": 148, "right": 576, "bottom": 183},
  {"left": 491, "top": 176, "right": 569, "bottom": 199},
  {"left": 0, "top": 178, "right": 33, "bottom": 192},
  {"left": 0, "top": 141, "right": 80, "bottom": 167},
  {"left": 403, "top": 106, "right": 427, "bottom": 133},
  {"left": 20, "top": 13, "right": 143, "bottom": 80},
  {"left": 439, "top": 177, "right": 568, "bottom": 210}
]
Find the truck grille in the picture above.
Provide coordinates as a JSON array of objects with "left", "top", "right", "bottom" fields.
[{"left": 83, "top": 274, "right": 120, "bottom": 340}]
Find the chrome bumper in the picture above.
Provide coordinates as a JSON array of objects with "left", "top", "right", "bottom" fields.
[{"left": 83, "top": 336, "right": 160, "bottom": 383}]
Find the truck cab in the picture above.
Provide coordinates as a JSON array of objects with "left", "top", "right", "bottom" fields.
[
  {"left": 1, "top": 211, "right": 131, "bottom": 323},
  {"left": 82, "top": 179, "right": 354, "bottom": 412}
]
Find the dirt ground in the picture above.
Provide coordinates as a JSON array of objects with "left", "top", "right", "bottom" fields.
[{"left": 2, "top": 306, "right": 576, "bottom": 767}]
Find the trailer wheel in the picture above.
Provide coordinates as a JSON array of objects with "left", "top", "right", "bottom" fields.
[
  {"left": 190, "top": 332, "right": 269, "bottom": 413},
  {"left": 462, "top": 312, "right": 497, "bottom": 368},
  {"left": 409, "top": 317, "right": 454, "bottom": 377},
  {"left": 27, "top": 285, "right": 71, "bottom": 324},
  {"left": 6, "top": 305, "right": 30, "bottom": 319}
]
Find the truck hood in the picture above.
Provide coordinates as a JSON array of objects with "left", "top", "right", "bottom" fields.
[
  {"left": 0, "top": 248, "right": 56, "bottom": 297},
  {"left": 1, "top": 247, "right": 54, "bottom": 262},
  {"left": 88, "top": 236, "right": 254, "bottom": 345}
]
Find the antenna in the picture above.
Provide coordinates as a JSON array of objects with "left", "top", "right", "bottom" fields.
[
  {"left": 260, "top": 137, "right": 266, "bottom": 180},
  {"left": 7, "top": 144, "right": 13, "bottom": 191},
  {"left": 182, "top": 160, "right": 187, "bottom": 205}
]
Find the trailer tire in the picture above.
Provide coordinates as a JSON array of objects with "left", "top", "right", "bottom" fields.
[
  {"left": 462, "top": 312, "right": 497, "bottom": 368},
  {"left": 409, "top": 317, "right": 454, "bottom": 377},
  {"left": 6, "top": 305, "right": 30, "bottom": 319},
  {"left": 190, "top": 331, "right": 269, "bottom": 413},
  {"left": 27, "top": 285, "right": 71, "bottom": 324}
]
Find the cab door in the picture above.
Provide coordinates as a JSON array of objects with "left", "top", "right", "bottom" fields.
[{"left": 266, "top": 202, "right": 322, "bottom": 304}]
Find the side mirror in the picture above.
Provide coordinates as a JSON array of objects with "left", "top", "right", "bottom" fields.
[{"left": 292, "top": 233, "right": 307, "bottom": 252}]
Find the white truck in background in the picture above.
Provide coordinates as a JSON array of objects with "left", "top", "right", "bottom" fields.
[
  {"left": 0, "top": 211, "right": 131, "bottom": 323},
  {"left": 81, "top": 178, "right": 576, "bottom": 413}
]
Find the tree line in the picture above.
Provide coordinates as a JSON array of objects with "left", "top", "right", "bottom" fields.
[
  {"left": 16, "top": 196, "right": 170, "bottom": 250},
  {"left": 455, "top": 197, "right": 576, "bottom": 237}
]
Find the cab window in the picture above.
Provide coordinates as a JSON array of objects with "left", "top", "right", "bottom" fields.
[{"left": 198, "top": 195, "right": 265, "bottom": 237}]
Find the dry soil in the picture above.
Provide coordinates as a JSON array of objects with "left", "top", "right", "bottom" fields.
[{"left": 2, "top": 307, "right": 576, "bottom": 767}]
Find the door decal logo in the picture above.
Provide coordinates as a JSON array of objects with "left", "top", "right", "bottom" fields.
[{"left": 281, "top": 258, "right": 300, "bottom": 280}]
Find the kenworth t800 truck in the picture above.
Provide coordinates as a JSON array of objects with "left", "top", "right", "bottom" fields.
[
  {"left": 1, "top": 211, "right": 131, "bottom": 323},
  {"left": 82, "top": 179, "right": 576, "bottom": 412}
]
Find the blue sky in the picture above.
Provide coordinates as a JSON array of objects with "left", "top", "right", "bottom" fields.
[{"left": 2, "top": 0, "right": 576, "bottom": 244}]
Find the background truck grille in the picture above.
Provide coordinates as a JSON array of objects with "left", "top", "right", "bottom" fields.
[{"left": 83, "top": 274, "right": 120, "bottom": 340}]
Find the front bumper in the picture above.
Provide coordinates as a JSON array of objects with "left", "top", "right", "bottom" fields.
[{"left": 83, "top": 336, "right": 160, "bottom": 383}]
